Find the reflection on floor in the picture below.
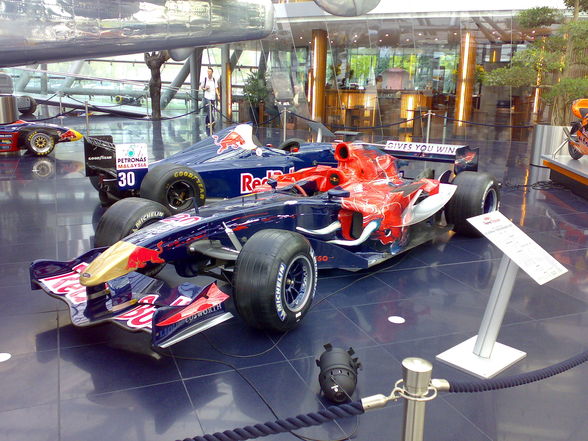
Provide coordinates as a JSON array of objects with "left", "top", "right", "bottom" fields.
[{"left": 0, "top": 114, "right": 587, "bottom": 441}]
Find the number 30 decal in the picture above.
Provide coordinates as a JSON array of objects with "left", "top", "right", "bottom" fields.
[{"left": 118, "top": 171, "right": 136, "bottom": 188}]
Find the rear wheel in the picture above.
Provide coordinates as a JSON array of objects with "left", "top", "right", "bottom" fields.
[
  {"left": 140, "top": 164, "right": 205, "bottom": 213},
  {"left": 25, "top": 131, "right": 55, "bottom": 156},
  {"left": 445, "top": 172, "right": 500, "bottom": 237},
  {"left": 233, "top": 230, "right": 317, "bottom": 332}
]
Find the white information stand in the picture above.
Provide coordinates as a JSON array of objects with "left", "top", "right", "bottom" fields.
[{"left": 437, "top": 211, "right": 568, "bottom": 379}]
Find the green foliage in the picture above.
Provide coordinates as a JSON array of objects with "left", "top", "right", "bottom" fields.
[
  {"left": 349, "top": 54, "right": 377, "bottom": 82},
  {"left": 516, "top": 7, "right": 562, "bottom": 28},
  {"left": 242, "top": 70, "right": 268, "bottom": 106},
  {"left": 544, "top": 77, "right": 588, "bottom": 104},
  {"left": 563, "top": 0, "right": 588, "bottom": 13},
  {"left": 483, "top": 65, "right": 537, "bottom": 87},
  {"left": 565, "top": 20, "right": 588, "bottom": 49},
  {"left": 510, "top": 44, "right": 564, "bottom": 73}
]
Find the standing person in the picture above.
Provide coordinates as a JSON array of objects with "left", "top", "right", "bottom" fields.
[{"left": 200, "top": 67, "right": 219, "bottom": 134}]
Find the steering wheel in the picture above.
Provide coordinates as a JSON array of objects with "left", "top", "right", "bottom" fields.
[{"left": 292, "top": 184, "right": 308, "bottom": 196}]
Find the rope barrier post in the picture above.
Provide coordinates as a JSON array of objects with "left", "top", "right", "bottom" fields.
[
  {"left": 401, "top": 358, "right": 433, "bottom": 441},
  {"left": 282, "top": 108, "right": 287, "bottom": 143},
  {"left": 58, "top": 93, "right": 64, "bottom": 120},
  {"left": 84, "top": 100, "right": 90, "bottom": 136},
  {"left": 442, "top": 111, "right": 448, "bottom": 144},
  {"left": 425, "top": 110, "right": 432, "bottom": 144}
]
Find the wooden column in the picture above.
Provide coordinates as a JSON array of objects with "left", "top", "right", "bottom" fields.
[
  {"left": 311, "top": 29, "right": 328, "bottom": 122},
  {"left": 454, "top": 32, "right": 476, "bottom": 131}
]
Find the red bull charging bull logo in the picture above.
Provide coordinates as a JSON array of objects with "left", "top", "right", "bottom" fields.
[
  {"left": 213, "top": 124, "right": 256, "bottom": 154},
  {"left": 126, "top": 241, "right": 165, "bottom": 270}
]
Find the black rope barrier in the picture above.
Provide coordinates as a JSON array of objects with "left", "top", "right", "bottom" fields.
[
  {"left": 176, "top": 402, "right": 365, "bottom": 441},
  {"left": 21, "top": 108, "right": 77, "bottom": 122},
  {"left": 288, "top": 111, "right": 424, "bottom": 131},
  {"left": 432, "top": 113, "right": 533, "bottom": 129},
  {"left": 35, "top": 93, "right": 58, "bottom": 103},
  {"left": 256, "top": 112, "right": 281, "bottom": 126},
  {"left": 448, "top": 349, "right": 588, "bottom": 393}
]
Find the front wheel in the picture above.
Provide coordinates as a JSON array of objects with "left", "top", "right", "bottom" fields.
[
  {"left": 94, "top": 198, "right": 171, "bottom": 276},
  {"left": 445, "top": 172, "right": 500, "bottom": 237},
  {"left": 25, "top": 131, "right": 55, "bottom": 156},
  {"left": 94, "top": 197, "right": 170, "bottom": 247},
  {"left": 233, "top": 230, "right": 317, "bottom": 332}
]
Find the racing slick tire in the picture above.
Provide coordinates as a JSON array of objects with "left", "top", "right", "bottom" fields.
[
  {"left": 233, "top": 230, "right": 317, "bottom": 333},
  {"left": 94, "top": 197, "right": 171, "bottom": 247},
  {"left": 445, "top": 171, "right": 500, "bottom": 237},
  {"left": 25, "top": 131, "right": 55, "bottom": 156},
  {"left": 140, "top": 164, "right": 206, "bottom": 213},
  {"left": 94, "top": 198, "right": 171, "bottom": 277},
  {"left": 278, "top": 138, "right": 306, "bottom": 152}
]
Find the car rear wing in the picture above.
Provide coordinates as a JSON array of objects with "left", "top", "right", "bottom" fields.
[
  {"left": 84, "top": 135, "right": 149, "bottom": 190},
  {"left": 361, "top": 140, "right": 479, "bottom": 174},
  {"left": 84, "top": 135, "right": 117, "bottom": 177}
]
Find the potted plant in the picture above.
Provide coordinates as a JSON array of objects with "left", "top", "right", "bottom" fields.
[
  {"left": 483, "top": 4, "right": 588, "bottom": 126},
  {"left": 242, "top": 70, "right": 269, "bottom": 124}
]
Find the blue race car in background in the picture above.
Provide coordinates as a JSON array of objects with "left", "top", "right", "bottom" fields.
[{"left": 85, "top": 124, "right": 336, "bottom": 212}]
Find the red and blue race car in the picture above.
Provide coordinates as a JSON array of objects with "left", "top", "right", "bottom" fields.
[
  {"left": 30, "top": 141, "right": 499, "bottom": 348},
  {"left": 0, "top": 120, "right": 82, "bottom": 156}
]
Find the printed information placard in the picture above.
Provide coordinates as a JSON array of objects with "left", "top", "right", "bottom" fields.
[
  {"left": 467, "top": 211, "right": 567, "bottom": 285},
  {"left": 115, "top": 143, "right": 148, "bottom": 190}
]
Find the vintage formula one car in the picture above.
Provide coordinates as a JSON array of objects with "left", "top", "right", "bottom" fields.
[
  {"left": 569, "top": 99, "right": 588, "bottom": 160},
  {"left": 0, "top": 120, "right": 82, "bottom": 156},
  {"left": 85, "top": 124, "right": 337, "bottom": 212},
  {"left": 31, "top": 140, "right": 498, "bottom": 348}
]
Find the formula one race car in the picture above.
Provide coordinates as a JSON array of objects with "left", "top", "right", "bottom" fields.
[
  {"left": 31, "top": 141, "right": 499, "bottom": 348},
  {"left": 0, "top": 120, "right": 82, "bottom": 156},
  {"left": 85, "top": 124, "right": 336, "bottom": 212},
  {"left": 568, "top": 99, "right": 588, "bottom": 160}
]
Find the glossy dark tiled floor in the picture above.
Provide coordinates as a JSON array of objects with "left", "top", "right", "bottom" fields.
[{"left": 1, "top": 114, "right": 587, "bottom": 441}]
